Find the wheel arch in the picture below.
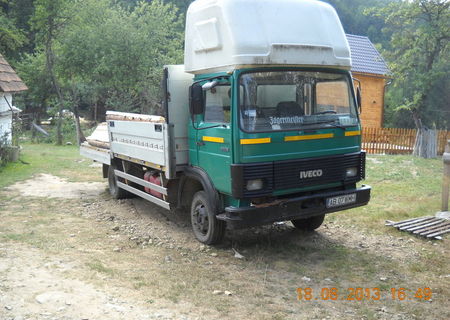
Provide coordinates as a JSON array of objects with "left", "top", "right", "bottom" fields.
[{"left": 178, "top": 166, "right": 221, "bottom": 213}]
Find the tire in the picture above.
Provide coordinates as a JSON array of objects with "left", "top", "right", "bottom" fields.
[
  {"left": 291, "top": 214, "right": 325, "bottom": 231},
  {"left": 190, "top": 191, "right": 225, "bottom": 244},
  {"left": 108, "top": 164, "right": 129, "bottom": 199}
]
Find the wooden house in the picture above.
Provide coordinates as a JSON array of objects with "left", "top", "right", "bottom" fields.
[
  {"left": 347, "top": 34, "right": 391, "bottom": 128},
  {"left": 0, "top": 54, "right": 28, "bottom": 144}
]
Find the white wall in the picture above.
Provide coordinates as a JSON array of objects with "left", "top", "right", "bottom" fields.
[
  {"left": 0, "top": 93, "right": 13, "bottom": 143},
  {"left": 0, "top": 92, "right": 12, "bottom": 113}
]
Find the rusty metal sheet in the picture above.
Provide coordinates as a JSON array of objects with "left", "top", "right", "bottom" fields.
[
  {"left": 386, "top": 216, "right": 432, "bottom": 228},
  {"left": 386, "top": 216, "right": 450, "bottom": 240},
  {"left": 406, "top": 220, "right": 447, "bottom": 232},
  {"left": 418, "top": 222, "right": 450, "bottom": 235},
  {"left": 427, "top": 228, "right": 450, "bottom": 238},
  {"left": 398, "top": 218, "right": 437, "bottom": 230}
]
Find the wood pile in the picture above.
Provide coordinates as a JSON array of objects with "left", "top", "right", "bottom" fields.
[
  {"left": 106, "top": 111, "right": 165, "bottom": 123},
  {"left": 86, "top": 122, "right": 109, "bottom": 149}
]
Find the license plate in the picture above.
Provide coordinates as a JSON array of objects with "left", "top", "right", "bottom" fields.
[{"left": 326, "top": 193, "right": 357, "bottom": 208}]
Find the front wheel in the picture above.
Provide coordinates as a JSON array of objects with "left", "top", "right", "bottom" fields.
[
  {"left": 190, "top": 191, "right": 225, "bottom": 244},
  {"left": 291, "top": 214, "right": 325, "bottom": 231}
]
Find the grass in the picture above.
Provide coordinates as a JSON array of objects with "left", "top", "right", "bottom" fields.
[
  {"left": 86, "top": 260, "right": 116, "bottom": 275},
  {"left": 0, "top": 144, "right": 448, "bottom": 319},
  {"left": 330, "top": 154, "right": 443, "bottom": 231},
  {"left": 0, "top": 143, "right": 102, "bottom": 188}
]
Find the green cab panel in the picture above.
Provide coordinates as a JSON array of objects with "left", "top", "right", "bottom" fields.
[
  {"left": 197, "top": 126, "right": 232, "bottom": 194},
  {"left": 188, "top": 68, "right": 363, "bottom": 199},
  {"left": 189, "top": 73, "right": 234, "bottom": 195},
  {"left": 237, "top": 128, "right": 361, "bottom": 163}
]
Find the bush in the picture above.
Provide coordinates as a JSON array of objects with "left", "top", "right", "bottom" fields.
[
  {"left": 0, "top": 132, "right": 11, "bottom": 167},
  {"left": 27, "top": 117, "right": 96, "bottom": 145},
  {"left": 32, "top": 118, "right": 77, "bottom": 145}
]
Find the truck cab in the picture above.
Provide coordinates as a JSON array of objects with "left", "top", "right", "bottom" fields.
[
  {"left": 180, "top": 0, "right": 370, "bottom": 242},
  {"left": 185, "top": 67, "right": 369, "bottom": 241}
]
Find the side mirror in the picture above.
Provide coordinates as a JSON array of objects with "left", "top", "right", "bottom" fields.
[
  {"left": 356, "top": 86, "right": 362, "bottom": 113},
  {"left": 189, "top": 83, "right": 204, "bottom": 115}
]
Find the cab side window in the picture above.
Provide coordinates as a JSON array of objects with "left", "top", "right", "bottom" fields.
[{"left": 204, "top": 85, "right": 231, "bottom": 123}]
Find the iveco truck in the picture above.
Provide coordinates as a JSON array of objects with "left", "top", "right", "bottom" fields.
[{"left": 80, "top": 0, "right": 371, "bottom": 244}]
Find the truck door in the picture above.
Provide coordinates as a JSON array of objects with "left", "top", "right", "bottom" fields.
[{"left": 195, "top": 81, "right": 232, "bottom": 194}]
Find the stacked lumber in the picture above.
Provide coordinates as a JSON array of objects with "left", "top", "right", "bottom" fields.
[
  {"left": 386, "top": 215, "right": 450, "bottom": 240},
  {"left": 106, "top": 111, "right": 165, "bottom": 123},
  {"left": 86, "top": 122, "right": 110, "bottom": 149}
]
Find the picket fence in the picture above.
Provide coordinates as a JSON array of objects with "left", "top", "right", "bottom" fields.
[{"left": 362, "top": 127, "right": 450, "bottom": 155}]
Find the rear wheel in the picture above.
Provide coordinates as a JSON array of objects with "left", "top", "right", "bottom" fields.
[
  {"left": 291, "top": 214, "right": 325, "bottom": 231},
  {"left": 107, "top": 164, "right": 129, "bottom": 199},
  {"left": 190, "top": 191, "right": 225, "bottom": 244}
]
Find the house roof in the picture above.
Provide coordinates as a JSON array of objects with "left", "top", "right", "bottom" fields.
[
  {"left": 346, "top": 34, "right": 391, "bottom": 77},
  {"left": 0, "top": 54, "right": 28, "bottom": 93}
]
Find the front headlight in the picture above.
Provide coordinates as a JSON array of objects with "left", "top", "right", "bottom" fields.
[
  {"left": 246, "top": 179, "right": 264, "bottom": 191},
  {"left": 346, "top": 167, "right": 358, "bottom": 178}
]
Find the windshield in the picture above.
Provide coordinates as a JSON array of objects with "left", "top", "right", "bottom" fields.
[{"left": 239, "top": 71, "right": 358, "bottom": 132}]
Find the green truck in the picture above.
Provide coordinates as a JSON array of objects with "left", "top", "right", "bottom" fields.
[{"left": 81, "top": 0, "right": 371, "bottom": 244}]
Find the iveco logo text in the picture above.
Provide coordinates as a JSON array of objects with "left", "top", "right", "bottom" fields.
[{"left": 299, "top": 169, "right": 323, "bottom": 179}]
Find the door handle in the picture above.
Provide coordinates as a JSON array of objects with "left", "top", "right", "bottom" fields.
[{"left": 196, "top": 141, "right": 205, "bottom": 146}]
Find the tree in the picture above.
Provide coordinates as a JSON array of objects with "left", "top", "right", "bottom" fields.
[
  {"left": 369, "top": 0, "right": 449, "bottom": 156},
  {"left": 6, "top": 0, "right": 36, "bottom": 55},
  {"left": 57, "top": 0, "right": 183, "bottom": 116},
  {"left": 117, "top": 0, "right": 193, "bottom": 14},
  {"left": 31, "top": 0, "right": 72, "bottom": 145},
  {"left": 0, "top": 7, "right": 27, "bottom": 58},
  {"left": 15, "top": 50, "right": 52, "bottom": 127},
  {"left": 320, "top": 0, "right": 395, "bottom": 47}
]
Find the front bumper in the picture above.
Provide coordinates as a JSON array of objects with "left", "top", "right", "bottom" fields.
[{"left": 217, "top": 185, "right": 371, "bottom": 229}]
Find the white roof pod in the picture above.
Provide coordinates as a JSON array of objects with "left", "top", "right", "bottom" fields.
[{"left": 184, "top": 0, "right": 351, "bottom": 74}]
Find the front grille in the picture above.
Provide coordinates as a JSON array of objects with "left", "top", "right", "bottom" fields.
[
  {"left": 232, "top": 152, "right": 365, "bottom": 198},
  {"left": 274, "top": 152, "right": 364, "bottom": 190}
]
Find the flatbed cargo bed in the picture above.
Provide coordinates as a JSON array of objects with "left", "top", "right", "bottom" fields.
[{"left": 80, "top": 142, "right": 111, "bottom": 165}]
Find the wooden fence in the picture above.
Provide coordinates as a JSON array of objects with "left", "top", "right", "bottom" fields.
[{"left": 362, "top": 127, "right": 450, "bottom": 155}]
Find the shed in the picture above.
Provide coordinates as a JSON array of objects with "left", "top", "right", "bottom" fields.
[
  {"left": 0, "top": 54, "right": 28, "bottom": 144},
  {"left": 347, "top": 34, "right": 391, "bottom": 128}
]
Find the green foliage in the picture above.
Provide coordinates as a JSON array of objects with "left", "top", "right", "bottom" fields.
[
  {"left": 15, "top": 51, "right": 52, "bottom": 111},
  {"left": 30, "top": 0, "right": 70, "bottom": 40},
  {"left": 13, "top": 0, "right": 184, "bottom": 129},
  {"left": 56, "top": 0, "right": 183, "bottom": 114},
  {"left": 324, "top": 0, "right": 392, "bottom": 45},
  {"left": 0, "top": 7, "right": 27, "bottom": 57},
  {"left": 1, "top": 0, "right": 35, "bottom": 55},
  {"left": 0, "top": 116, "right": 20, "bottom": 166},
  {"left": 39, "top": 117, "right": 77, "bottom": 145},
  {"left": 368, "top": 0, "right": 450, "bottom": 129},
  {"left": 118, "top": 0, "right": 193, "bottom": 14},
  {"left": 0, "top": 132, "right": 11, "bottom": 167},
  {"left": 11, "top": 118, "right": 22, "bottom": 147}
]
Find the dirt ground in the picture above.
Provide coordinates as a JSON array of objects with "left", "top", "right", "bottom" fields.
[{"left": 0, "top": 174, "right": 449, "bottom": 320}]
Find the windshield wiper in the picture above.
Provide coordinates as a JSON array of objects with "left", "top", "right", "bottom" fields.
[{"left": 312, "top": 111, "right": 337, "bottom": 115}]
